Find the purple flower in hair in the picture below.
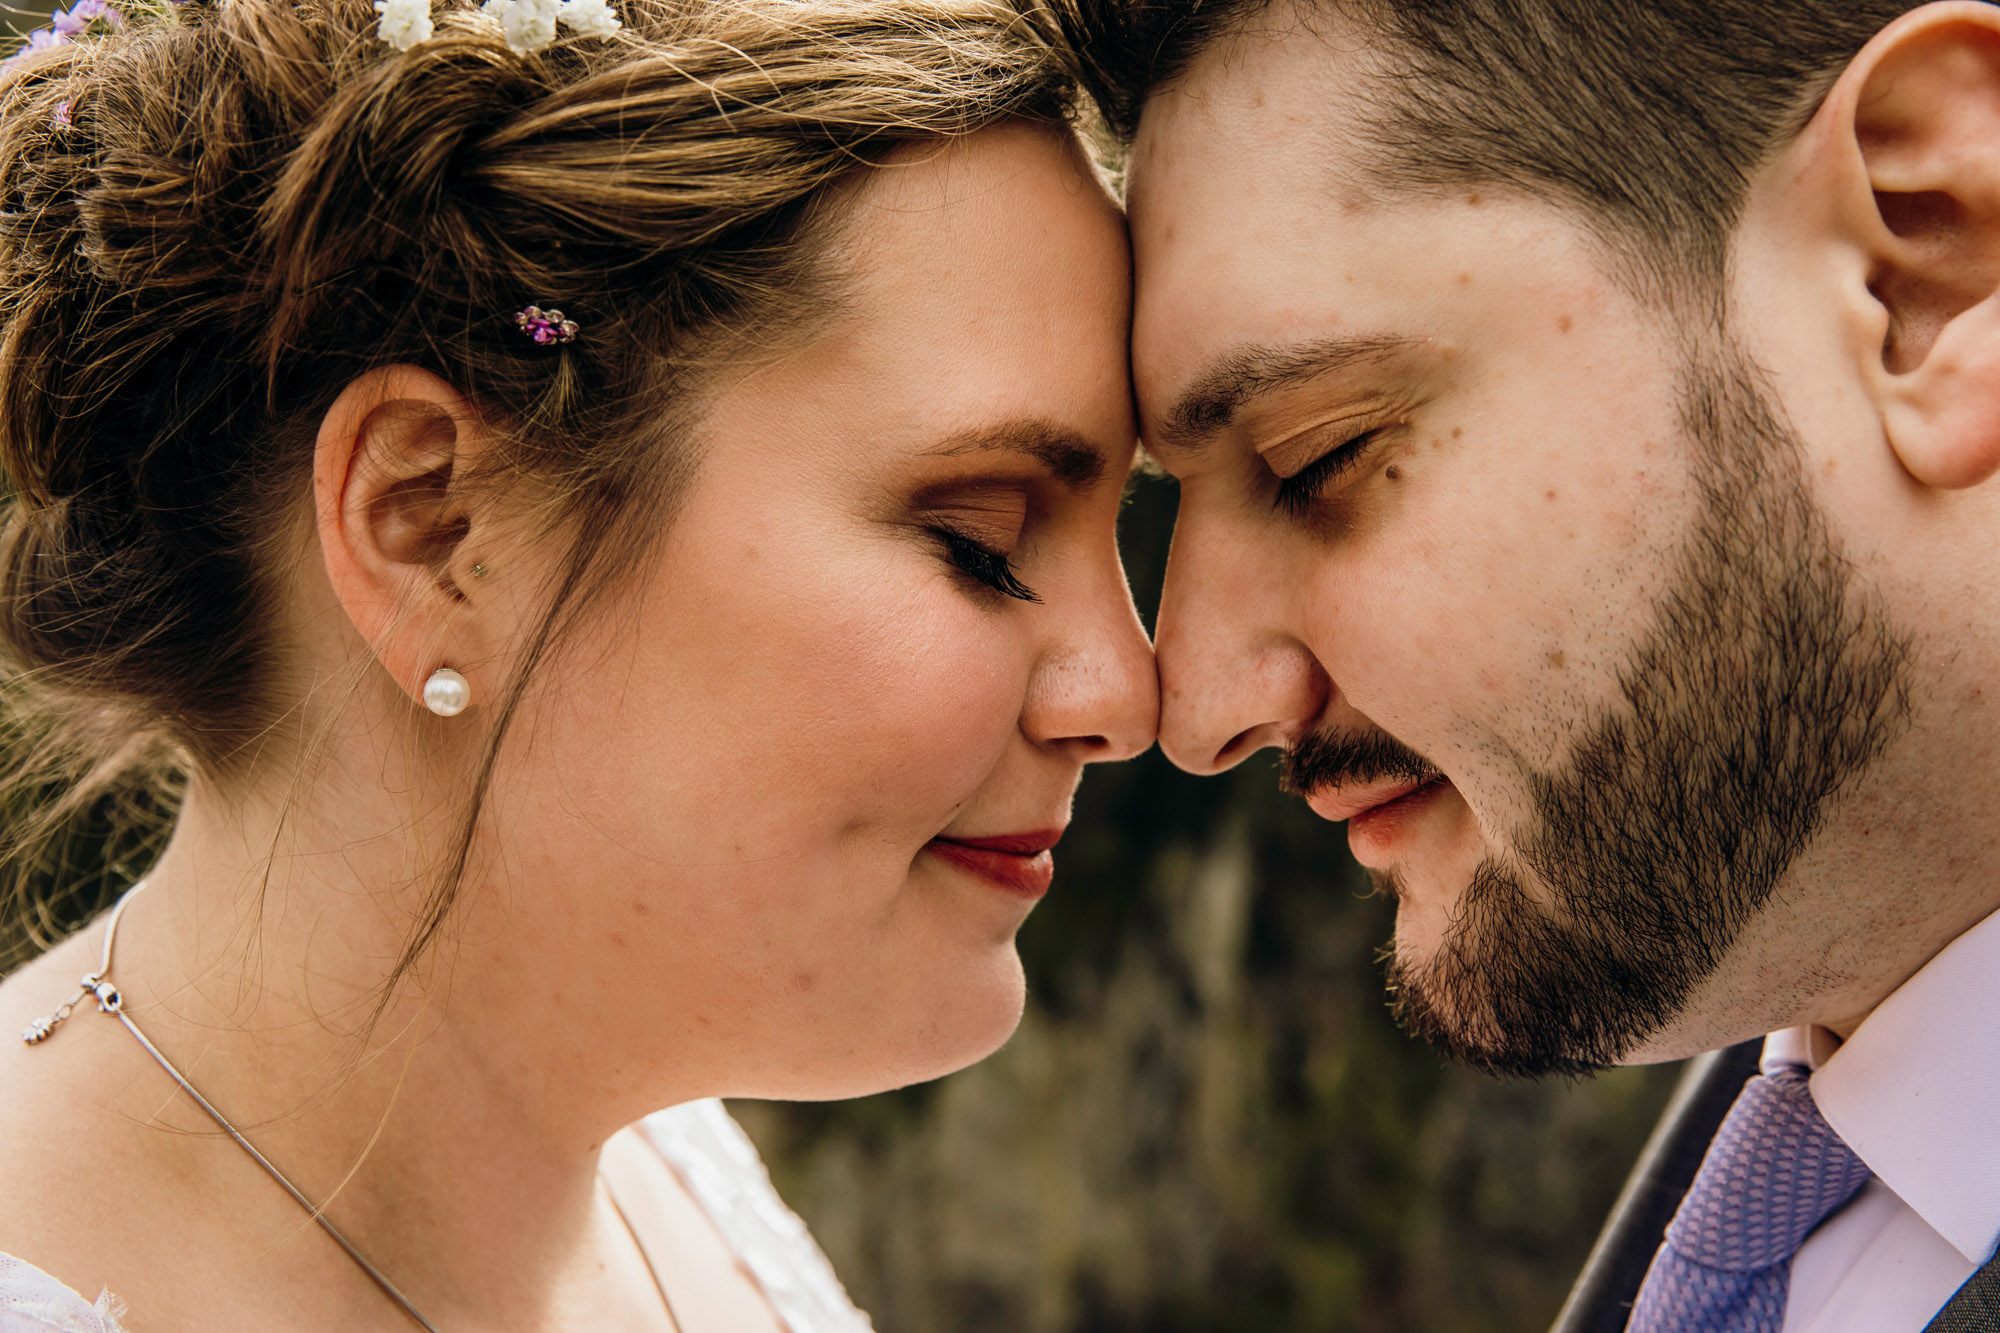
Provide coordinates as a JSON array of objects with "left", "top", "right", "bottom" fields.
[
  {"left": 3, "top": 27, "right": 70, "bottom": 69},
  {"left": 514, "top": 304, "right": 579, "bottom": 345},
  {"left": 52, "top": 100, "right": 72, "bottom": 130},
  {"left": 52, "top": 0, "right": 120, "bottom": 36}
]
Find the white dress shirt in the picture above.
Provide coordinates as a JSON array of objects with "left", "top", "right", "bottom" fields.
[{"left": 1776, "top": 906, "right": 2000, "bottom": 1333}]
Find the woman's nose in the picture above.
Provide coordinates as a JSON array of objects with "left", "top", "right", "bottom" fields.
[
  {"left": 1023, "top": 548, "right": 1160, "bottom": 764},
  {"left": 1153, "top": 517, "right": 1327, "bottom": 776}
]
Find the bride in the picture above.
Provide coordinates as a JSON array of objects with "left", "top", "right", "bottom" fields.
[{"left": 0, "top": 0, "right": 1153, "bottom": 1327}]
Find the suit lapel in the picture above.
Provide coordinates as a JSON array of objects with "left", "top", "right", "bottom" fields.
[{"left": 1923, "top": 1248, "right": 2000, "bottom": 1332}]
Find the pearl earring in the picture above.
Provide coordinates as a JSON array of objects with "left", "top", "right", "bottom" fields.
[{"left": 423, "top": 667, "right": 470, "bottom": 717}]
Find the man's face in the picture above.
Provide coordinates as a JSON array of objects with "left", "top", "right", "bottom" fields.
[{"left": 1131, "top": 17, "right": 1912, "bottom": 1075}]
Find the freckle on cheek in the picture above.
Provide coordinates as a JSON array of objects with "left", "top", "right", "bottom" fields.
[
  {"left": 1546, "top": 489, "right": 1558, "bottom": 501},
  {"left": 632, "top": 900, "right": 651, "bottom": 916},
  {"left": 1451, "top": 427, "right": 1463, "bottom": 440},
  {"left": 1547, "top": 650, "right": 1566, "bottom": 669},
  {"left": 1558, "top": 315, "right": 1574, "bottom": 333},
  {"left": 608, "top": 931, "right": 627, "bottom": 948}
]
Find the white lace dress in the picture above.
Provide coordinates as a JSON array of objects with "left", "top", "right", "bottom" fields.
[{"left": 0, "top": 1100, "right": 871, "bottom": 1333}]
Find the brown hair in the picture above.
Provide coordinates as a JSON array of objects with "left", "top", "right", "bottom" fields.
[
  {"left": 0, "top": 0, "right": 1073, "bottom": 980},
  {"left": 1037, "top": 0, "right": 1953, "bottom": 302}
]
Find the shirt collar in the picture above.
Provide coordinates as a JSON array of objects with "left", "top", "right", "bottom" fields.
[{"left": 1766, "top": 906, "right": 2000, "bottom": 1266}]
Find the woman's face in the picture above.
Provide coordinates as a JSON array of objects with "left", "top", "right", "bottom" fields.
[{"left": 472, "top": 126, "right": 1156, "bottom": 1103}]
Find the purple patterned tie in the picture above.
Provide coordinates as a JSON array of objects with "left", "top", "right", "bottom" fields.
[{"left": 1627, "top": 1065, "right": 1872, "bottom": 1333}]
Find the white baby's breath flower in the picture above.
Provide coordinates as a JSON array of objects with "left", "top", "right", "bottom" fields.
[
  {"left": 372, "top": 0, "right": 432, "bottom": 51},
  {"left": 557, "top": 0, "right": 619, "bottom": 39},
  {"left": 492, "top": 0, "right": 558, "bottom": 52}
]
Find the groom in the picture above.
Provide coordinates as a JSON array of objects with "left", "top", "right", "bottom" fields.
[{"left": 1045, "top": 0, "right": 2000, "bottom": 1328}]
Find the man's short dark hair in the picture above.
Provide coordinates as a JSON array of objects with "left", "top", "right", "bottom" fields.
[{"left": 1042, "top": 0, "right": 1949, "bottom": 302}]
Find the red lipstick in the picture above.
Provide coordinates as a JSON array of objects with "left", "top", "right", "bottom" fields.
[{"left": 925, "top": 829, "right": 1063, "bottom": 900}]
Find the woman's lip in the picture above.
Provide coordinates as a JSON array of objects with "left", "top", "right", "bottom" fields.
[
  {"left": 934, "top": 828, "right": 1064, "bottom": 856},
  {"left": 925, "top": 830, "right": 1061, "bottom": 899}
]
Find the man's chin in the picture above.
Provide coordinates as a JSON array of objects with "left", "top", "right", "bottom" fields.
[
  {"left": 1382, "top": 881, "right": 1692, "bottom": 1082},
  {"left": 1387, "top": 950, "right": 1618, "bottom": 1079}
]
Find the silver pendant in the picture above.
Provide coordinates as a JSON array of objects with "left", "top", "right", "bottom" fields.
[{"left": 21, "top": 972, "right": 122, "bottom": 1046}]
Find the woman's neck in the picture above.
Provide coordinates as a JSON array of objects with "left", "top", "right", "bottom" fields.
[{"left": 91, "top": 778, "right": 643, "bottom": 1326}]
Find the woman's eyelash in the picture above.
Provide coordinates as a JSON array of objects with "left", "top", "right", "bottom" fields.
[
  {"left": 929, "top": 525, "right": 1041, "bottom": 604},
  {"left": 1273, "top": 431, "right": 1380, "bottom": 517}
]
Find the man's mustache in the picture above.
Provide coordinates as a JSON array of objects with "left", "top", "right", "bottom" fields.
[{"left": 1279, "top": 726, "right": 1444, "bottom": 797}]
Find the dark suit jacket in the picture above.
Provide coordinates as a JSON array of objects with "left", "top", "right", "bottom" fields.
[{"left": 1548, "top": 1041, "right": 2000, "bottom": 1333}]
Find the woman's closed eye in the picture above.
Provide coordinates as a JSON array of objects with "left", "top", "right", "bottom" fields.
[
  {"left": 1272, "top": 428, "right": 1382, "bottom": 518},
  {"left": 918, "top": 489, "right": 1039, "bottom": 603},
  {"left": 929, "top": 523, "right": 1040, "bottom": 603}
]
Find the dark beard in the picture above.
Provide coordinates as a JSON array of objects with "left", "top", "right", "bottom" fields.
[{"left": 1378, "top": 342, "right": 1912, "bottom": 1078}]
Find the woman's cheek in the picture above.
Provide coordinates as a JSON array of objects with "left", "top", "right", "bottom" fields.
[{"left": 839, "top": 604, "right": 1030, "bottom": 819}]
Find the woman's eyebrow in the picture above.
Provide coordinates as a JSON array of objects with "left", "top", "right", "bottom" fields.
[{"left": 925, "top": 421, "right": 1108, "bottom": 489}]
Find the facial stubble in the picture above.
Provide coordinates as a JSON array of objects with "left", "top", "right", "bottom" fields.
[{"left": 1385, "top": 341, "right": 1913, "bottom": 1078}]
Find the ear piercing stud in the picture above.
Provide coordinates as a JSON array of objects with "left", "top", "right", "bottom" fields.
[{"left": 423, "top": 667, "right": 471, "bottom": 717}]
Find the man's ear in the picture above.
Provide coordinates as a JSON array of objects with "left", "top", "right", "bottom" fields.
[
  {"left": 1817, "top": 3, "right": 2000, "bottom": 488},
  {"left": 314, "top": 365, "right": 497, "bottom": 712}
]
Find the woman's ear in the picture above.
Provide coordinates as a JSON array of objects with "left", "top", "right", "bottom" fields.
[
  {"left": 314, "top": 365, "right": 497, "bottom": 712},
  {"left": 1816, "top": 3, "right": 2000, "bottom": 488}
]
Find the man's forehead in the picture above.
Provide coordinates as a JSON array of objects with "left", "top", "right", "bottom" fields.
[
  {"left": 1123, "top": 9, "right": 1399, "bottom": 421},
  {"left": 1126, "top": 0, "right": 1383, "bottom": 215}
]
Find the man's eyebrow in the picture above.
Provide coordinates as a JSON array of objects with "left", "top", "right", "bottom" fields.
[
  {"left": 1157, "top": 334, "right": 1423, "bottom": 454},
  {"left": 925, "top": 421, "right": 1108, "bottom": 489}
]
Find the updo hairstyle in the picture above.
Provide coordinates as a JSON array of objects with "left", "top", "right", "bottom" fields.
[{"left": 0, "top": 0, "right": 1074, "bottom": 977}]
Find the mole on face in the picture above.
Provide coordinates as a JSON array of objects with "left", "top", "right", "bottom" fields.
[
  {"left": 1547, "top": 649, "right": 1566, "bottom": 670},
  {"left": 1386, "top": 465, "right": 1402, "bottom": 481},
  {"left": 1558, "top": 314, "right": 1574, "bottom": 333}
]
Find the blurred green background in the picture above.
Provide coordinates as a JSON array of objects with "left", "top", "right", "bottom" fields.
[{"left": 726, "top": 473, "right": 1682, "bottom": 1333}]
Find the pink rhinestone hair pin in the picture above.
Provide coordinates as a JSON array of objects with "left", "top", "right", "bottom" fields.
[{"left": 515, "top": 304, "right": 579, "bottom": 346}]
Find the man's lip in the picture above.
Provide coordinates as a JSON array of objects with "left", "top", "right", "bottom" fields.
[{"left": 1302, "top": 778, "right": 1436, "bottom": 824}]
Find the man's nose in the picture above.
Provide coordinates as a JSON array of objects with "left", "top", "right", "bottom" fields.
[{"left": 1154, "top": 513, "right": 1327, "bottom": 776}]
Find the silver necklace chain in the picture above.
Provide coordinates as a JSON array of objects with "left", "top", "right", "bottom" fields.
[{"left": 20, "top": 881, "right": 681, "bottom": 1332}]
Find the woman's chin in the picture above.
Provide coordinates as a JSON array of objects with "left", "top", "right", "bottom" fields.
[{"left": 738, "top": 952, "right": 1027, "bottom": 1103}]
